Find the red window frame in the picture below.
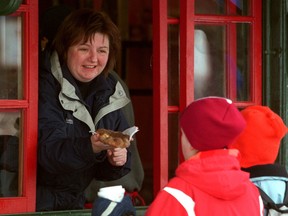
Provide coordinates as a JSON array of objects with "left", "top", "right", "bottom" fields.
[
  {"left": 152, "top": 0, "right": 262, "bottom": 196},
  {"left": 0, "top": 0, "right": 38, "bottom": 213}
]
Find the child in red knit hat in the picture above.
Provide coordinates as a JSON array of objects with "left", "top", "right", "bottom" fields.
[
  {"left": 146, "top": 97, "right": 264, "bottom": 216},
  {"left": 229, "top": 105, "right": 288, "bottom": 214}
]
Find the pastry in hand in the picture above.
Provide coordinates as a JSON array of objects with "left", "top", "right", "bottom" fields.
[{"left": 96, "top": 129, "right": 130, "bottom": 148}]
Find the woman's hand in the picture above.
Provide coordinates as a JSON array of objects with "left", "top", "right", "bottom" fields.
[
  {"left": 90, "top": 133, "right": 111, "bottom": 153},
  {"left": 107, "top": 148, "right": 127, "bottom": 166},
  {"left": 90, "top": 134, "right": 128, "bottom": 166}
]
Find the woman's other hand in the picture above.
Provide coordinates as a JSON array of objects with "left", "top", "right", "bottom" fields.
[{"left": 107, "top": 148, "right": 127, "bottom": 166}]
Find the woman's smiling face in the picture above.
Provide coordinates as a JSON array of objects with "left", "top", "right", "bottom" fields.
[{"left": 67, "top": 33, "right": 110, "bottom": 82}]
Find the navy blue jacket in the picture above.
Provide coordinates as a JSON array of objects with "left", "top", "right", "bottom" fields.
[{"left": 37, "top": 52, "right": 131, "bottom": 211}]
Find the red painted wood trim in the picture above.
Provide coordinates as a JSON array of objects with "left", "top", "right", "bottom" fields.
[
  {"left": 0, "top": 0, "right": 38, "bottom": 213},
  {"left": 152, "top": 0, "right": 169, "bottom": 196}
]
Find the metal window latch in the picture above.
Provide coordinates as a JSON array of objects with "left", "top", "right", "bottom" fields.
[{"left": 264, "top": 48, "right": 283, "bottom": 57}]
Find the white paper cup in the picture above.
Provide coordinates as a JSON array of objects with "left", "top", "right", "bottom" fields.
[{"left": 97, "top": 185, "right": 125, "bottom": 203}]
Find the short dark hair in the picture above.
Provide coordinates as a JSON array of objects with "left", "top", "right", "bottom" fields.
[{"left": 52, "top": 9, "right": 121, "bottom": 76}]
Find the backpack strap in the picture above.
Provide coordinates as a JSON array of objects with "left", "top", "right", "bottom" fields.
[
  {"left": 257, "top": 186, "right": 275, "bottom": 206},
  {"left": 257, "top": 184, "right": 288, "bottom": 214},
  {"left": 283, "top": 181, "right": 288, "bottom": 204}
]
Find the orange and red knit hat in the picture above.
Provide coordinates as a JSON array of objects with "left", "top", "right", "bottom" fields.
[
  {"left": 229, "top": 105, "right": 288, "bottom": 168},
  {"left": 180, "top": 97, "right": 246, "bottom": 151}
]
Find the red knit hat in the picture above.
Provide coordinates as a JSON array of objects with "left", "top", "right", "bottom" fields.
[
  {"left": 180, "top": 97, "right": 246, "bottom": 151},
  {"left": 229, "top": 105, "right": 288, "bottom": 168}
]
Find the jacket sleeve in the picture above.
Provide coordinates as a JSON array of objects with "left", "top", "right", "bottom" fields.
[
  {"left": 145, "top": 189, "right": 193, "bottom": 216},
  {"left": 92, "top": 149, "right": 131, "bottom": 181}
]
